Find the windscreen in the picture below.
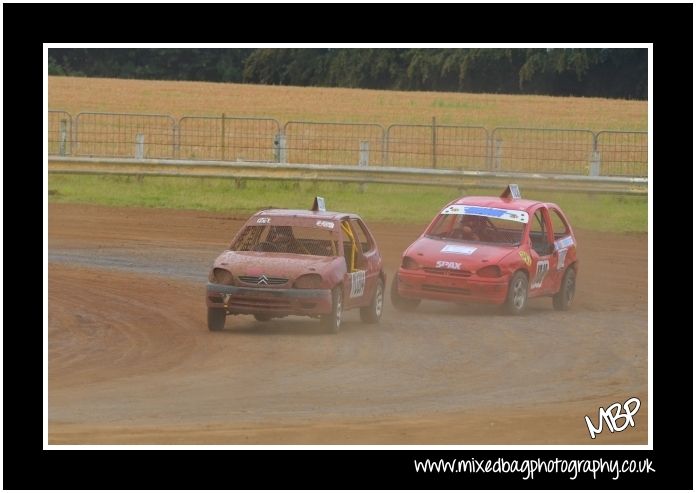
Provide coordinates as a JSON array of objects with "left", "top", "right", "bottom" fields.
[
  {"left": 232, "top": 224, "right": 339, "bottom": 257},
  {"left": 427, "top": 212, "right": 526, "bottom": 246}
]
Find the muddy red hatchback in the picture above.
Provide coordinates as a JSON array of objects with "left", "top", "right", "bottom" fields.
[
  {"left": 207, "top": 198, "right": 385, "bottom": 332},
  {"left": 392, "top": 185, "right": 578, "bottom": 314}
]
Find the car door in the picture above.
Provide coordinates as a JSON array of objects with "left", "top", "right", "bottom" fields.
[
  {"left": 339, "top": 219, "right": 366, "bottom": 308},
  {"left": 548, "top": 207, "right": 576, "bottom": 291},
  {"left": 527, "top": 207, "right": 557, "bottom": 296},
  {"left": 350, "top": 218, "right": 381, "bottom": 305}
]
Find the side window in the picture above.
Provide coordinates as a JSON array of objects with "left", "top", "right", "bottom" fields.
[
  {"left": 530, "top": 210, "right": 550, "bottom": 256},
  {"left": 340, "top": 220, "right": 358, "bottom": 271},
  {"left": 350, "top": 219, "right": 373, "bottom": 253},
  {"left": 549, "top": 209, "right": 569, "bottom": 238},
  {"left": 530, "top": 210, "right": 545, "bottom": 236}
]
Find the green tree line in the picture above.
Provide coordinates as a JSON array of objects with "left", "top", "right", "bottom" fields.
[{"left": 48, "top": 48, "right": 647, "bottom": 99}]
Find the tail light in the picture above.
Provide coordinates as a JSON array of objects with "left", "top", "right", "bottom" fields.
[
  {"left": 477, "top": 265, "right": 502, "bottom": 278},
  {"left": 294, "top": 274, "right": 323, "bottom": 289}
]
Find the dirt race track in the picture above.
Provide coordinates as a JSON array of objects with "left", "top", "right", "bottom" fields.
[{"left": 48, "top": 204, "right": 648, "bottom": 444}]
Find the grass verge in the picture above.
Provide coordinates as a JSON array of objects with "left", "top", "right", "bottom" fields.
[{"left": 48, "top": 174, "right": 647, "bottom": 233}]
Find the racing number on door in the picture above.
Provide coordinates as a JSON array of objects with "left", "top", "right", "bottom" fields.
[
  {"left": 531, "top": 259, "right": 549, "bottom": 289},
  {"left": 556, "top": 248, "right": 568, "bottom": 270},
  {"left": 350, "top": 270, "right": 366, "bottom": 298}
]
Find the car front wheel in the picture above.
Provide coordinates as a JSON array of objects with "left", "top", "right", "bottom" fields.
[
  {"left": 390, "top": 275, "right": 420, "bottom": 311},
  {"left": 553, "top": 267, "right": 576, "bottom": 310},
  {"left": 505, "top": 271, "right": 528, "bottom": 315},
  {"left": 360, "top": 278, "right": 384, "bottom": 323},
  {"left": 207, "top": 307, "right": 226, "bottom": 331},
  {"left": 321, "top": 287, "right": 343, "bottom": 333}
]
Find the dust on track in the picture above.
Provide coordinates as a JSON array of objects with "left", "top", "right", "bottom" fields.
[{"left": 48, "top": 203, "right": 648, "bottom": 444}]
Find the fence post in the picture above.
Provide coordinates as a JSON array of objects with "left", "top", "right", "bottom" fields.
[
  {"left": 276, "top": 133, "right": 287, "bottom": 163},
  {"left": 173, "top": 122, "right": 178, "bottom": 160},
  {"left": 589, "top": 151, "right": 601, "bottom": 176},
  {"left": 494, "top": 137, "right": 503, "bottom": 171},
  {"left": 431, "top": 116, "right": 437, "bottom": 168},
  {"left": 359, "top": 141, "right": 369, "bottom": 167},
  {"left": 588, "top": 132, "right": 600, "bottom": 176},
  {"left": 273, "top": 133, "right": 280, "bottom": 162},
  {"left": 59, "top": 119, "right": 67, "bottom": 156},
  {"left": 135, "top": 133, "right": 145, "bottom": 159},
  {"left": 486, "top": 134, "right": 493, "bottom": 170},
  {"left": 221, "top": 113, "right": 226, "bottom": 161},
  {"left": 274, "top": 133, "right": 286, "bottom": 163},
  {"left": 74, "top": 115, "right": 79, "bottom": 155}
]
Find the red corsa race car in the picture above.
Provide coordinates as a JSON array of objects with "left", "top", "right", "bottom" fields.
[
  {"left": 392, "top": 185, "right": 578, "bottom": 314},
  {"left": 206, "top": 198, "right": 385, "bottom": 332}
]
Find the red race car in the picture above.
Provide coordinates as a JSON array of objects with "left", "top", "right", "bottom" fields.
[
  {"left": 206, "top": 197, "right": 385, "bottom": 332},
  {"left": 392, "top": 185, "right": 578, "bottom": 314}
]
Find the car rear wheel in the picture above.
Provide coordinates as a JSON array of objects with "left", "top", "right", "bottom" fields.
[
  {"left": 504, "top": 271, "right": 528, "bottom": 315},
  {"left": 321, "top": 287, "right": 343, "bottom": 333},
  {"left": 553, "top": 267, "right": 576, "bottom": 310},
  {"left": 253, "top": 314, "right": 272, "bottom": 322},
  {"left": 360, "top": 278, "right": 384, "bottom": 323},
  {"left": 390, "top": 275, "right": 420, "bottom": 311},
  {"left": 207, "top": 307, "right": 226, "bottom": 331}
]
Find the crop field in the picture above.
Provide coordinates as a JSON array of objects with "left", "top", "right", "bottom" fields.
[{"left": 49, "top": 76, "right": 647, "bottom": 129}]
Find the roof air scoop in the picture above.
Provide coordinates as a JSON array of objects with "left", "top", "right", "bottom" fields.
[
  {"left": 311, "top": 196, "right": 326, "bottom": 212},
  {"left": 500, "top": 184, "right": 521, "bottom": 200}
]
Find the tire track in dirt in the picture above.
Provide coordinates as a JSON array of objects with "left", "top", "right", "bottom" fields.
[{"left": 48, "top": 203, "right": 648, "bottom": 444}]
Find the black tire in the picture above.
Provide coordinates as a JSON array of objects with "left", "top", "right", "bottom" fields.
[
  {"left": 553, "top": 267, "right": 576, "bottom": 310},
  {"left": 254, "top": 314, "right": 272, "bottom": 322},
  {"left": 321, "top": 287, "right": 343, "bottom": 333},
  {"left": 390, "top": 275, "right": 420, "bottom": 311},
  {"left": 207, "top": 307, "right": 226, "bottom": 331},
  {"left": 360, "top": 278, "right": 384, "bottom": 323},
  {"left": 505, "top": 271, "right": 528, "bottom": 315}
]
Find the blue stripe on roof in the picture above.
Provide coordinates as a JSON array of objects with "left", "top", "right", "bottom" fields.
[{"left": 461, "top": 206, "right": 508, "bottom": 217}]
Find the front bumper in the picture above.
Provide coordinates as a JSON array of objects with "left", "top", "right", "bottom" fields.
[
  {"left": 396, "top": 269, "right": 509, "bottom": 304},
  {"left": 206, "top": 283, "right": 333, "bottom": 316}
]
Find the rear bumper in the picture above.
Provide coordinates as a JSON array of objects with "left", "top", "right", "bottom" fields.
[
  {"left": 206, "top": 283, "right": 333, "bottom": 315},
  {"left": 396, "top": 269, "right": 508, "bottom": 304}
]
